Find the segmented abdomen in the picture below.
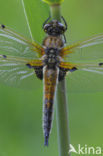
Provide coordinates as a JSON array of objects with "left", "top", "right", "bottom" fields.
[{"left": 43, "top": 66, "right": 58, "bottom": 146}]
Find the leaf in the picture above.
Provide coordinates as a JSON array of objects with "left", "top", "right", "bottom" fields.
[
  {"left": 21, "top": 0, "right": 49, "bottom": 43},
  {"left": 42, "top": 0, "right": 64, "bottom": 5}
]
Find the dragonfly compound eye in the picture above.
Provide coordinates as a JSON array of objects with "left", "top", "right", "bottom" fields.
[{"left": 43, "top": 20, "right": 66, "bottom": 36}]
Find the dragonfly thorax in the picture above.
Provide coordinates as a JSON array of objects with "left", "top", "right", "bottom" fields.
[
  {"left": 43, "top": 47, "right": 60, "bottom": 69},
  {"left": 45, "top": 47, "right": 59, "bottom": 55}
]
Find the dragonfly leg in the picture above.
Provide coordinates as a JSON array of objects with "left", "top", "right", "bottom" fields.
[
  {"left": 63, "top": 34, "right": 67, "bottom": 43},
  {"left": 42, "top": 15, "right": 51, "bottom": 29},
  {"left": 61, "top": 16, "right": 67, "bottom": 43},
  {"left": 61, "top": 16, "right": 68, "bottom": 30}
]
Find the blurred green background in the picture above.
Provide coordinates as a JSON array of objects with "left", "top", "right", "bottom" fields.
[{"left": 0, "top": 0, "right": 103, "bottom": 156}]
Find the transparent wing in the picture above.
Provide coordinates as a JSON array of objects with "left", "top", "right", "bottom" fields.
[
  {"left": 60, "top": 34, "right": 103, "bottom": 92},
  {"left": 0, "top": 55, "right": 43, "bottom": 89},
  {"left": 59, "top": 61, "right": 103, "bottom": 93},
  {"left": 66, "top": 68, "right": 103, "bottom": 93},
  {"left": 62, "top": 33, "right": 103, "bottom": 63},
  {"left": 0, "top": 24, "right": 43, "bottom": 59},
  {"left": 59, "top": 60, "right": 103, "bottom": 92}
]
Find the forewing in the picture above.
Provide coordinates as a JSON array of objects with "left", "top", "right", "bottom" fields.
[
  {"left": 62, "top": 33, "right": 103, "bottom": 63},
  {"left": 0, "top": 24, "right": 43, "bottom": 59}
]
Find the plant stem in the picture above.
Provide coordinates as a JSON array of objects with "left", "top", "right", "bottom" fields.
[
  {"left": 50, "top": 4, "right": 71, "bottom": 156},
  {"left": 50, "top": 4, "right": 61, "bottom": 20},
  {"left": 56, "top": 80, "right": 70, "bottom": 156}
]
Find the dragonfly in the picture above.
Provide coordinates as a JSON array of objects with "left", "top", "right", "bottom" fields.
[{"left": 0, "top": 17, "right": 103, "bottom": 146}]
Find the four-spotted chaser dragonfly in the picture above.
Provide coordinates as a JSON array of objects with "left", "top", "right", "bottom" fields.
[{"left": 0, "top": 18, "right": 103, "bottom": 145}]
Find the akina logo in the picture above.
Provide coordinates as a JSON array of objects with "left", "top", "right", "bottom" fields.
[{"left": 68, "top": 144, "right": 102, "bottom": 155}]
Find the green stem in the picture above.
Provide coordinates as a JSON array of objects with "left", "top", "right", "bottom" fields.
[
  {"left": 56, "top": 80, "right": 71, "bottom": 156},
  {"left": 50, "top": 4, "right": 61, "bottom": 20},
  {"left": 50, "top": 4, "right": 71, "bottom": 156}
]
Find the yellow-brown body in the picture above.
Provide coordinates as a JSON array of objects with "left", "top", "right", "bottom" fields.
[
  {"left": 42, "top": 35, "right": 63, "bottom": 145},
  {"left": 44, "top": 67, "right": 58, "bottom": 108},
  {"left": 43, "top": 36, "right": 64, "bottom": 48},
  {"left": 43, "top": 65, "right": 59, "bottom": 145}
]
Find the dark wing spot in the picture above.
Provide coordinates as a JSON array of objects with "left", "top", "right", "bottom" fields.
[
  {"left": 69, "top": 67, "right": 78, "bottom": 72},
  {"left": 1, "top": 24, "right": 5, "bottom": 29},
  {"left": 58, "top": 67, "right": 69, "bottom": 81},
  {"left": 26, "top": 64, "right": 43, "bottom": 80},
  {"left": 34, "top": 66, "right": 43, "bottom": 80},
  {"left": 58, "top": 67, "right": 77, "bottom": 81},
  {"left": 26, "top": 63, "right": 32, "bottom": 68},
  {"left": 99, "top": 63, "right": 103, "bottom": 66}
]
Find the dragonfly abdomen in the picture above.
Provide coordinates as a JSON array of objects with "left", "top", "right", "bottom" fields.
[
  {"left": 43, "top": 67, "right": 58, "bottom": 146},
  {"left": 43, "top": 98, "right": 53, "bottom": 146}
]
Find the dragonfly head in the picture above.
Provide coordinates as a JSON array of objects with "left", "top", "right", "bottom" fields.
[{"left": 43, "top": 20, "right": 66, "bottom": 36}]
